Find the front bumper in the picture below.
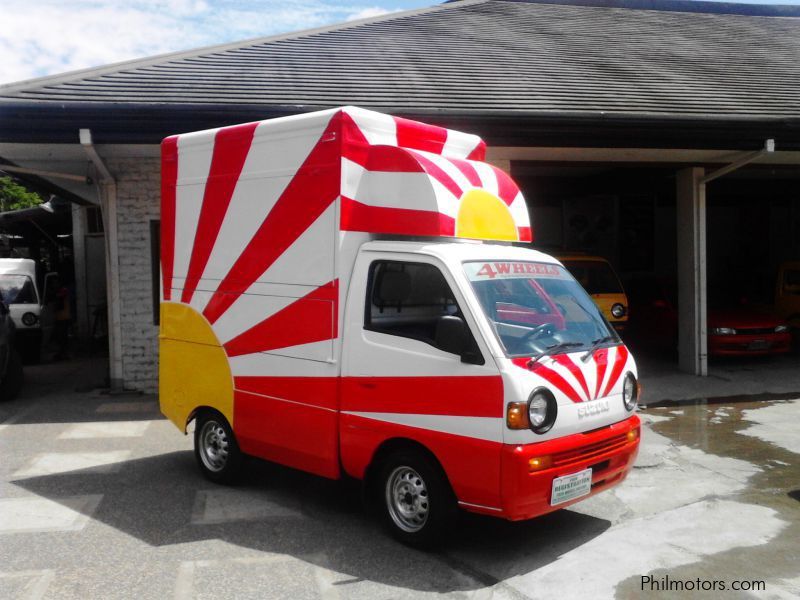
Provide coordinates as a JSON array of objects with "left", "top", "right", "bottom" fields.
[
  {"left": 498, "top": 415, "right": 640, "bottom": 521},
  {"left": 709, "top": 332, "right": 791, "bottom": 356}
]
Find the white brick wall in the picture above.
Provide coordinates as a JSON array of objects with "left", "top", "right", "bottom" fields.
[{"left": 109, "top": 157, "right": 160, "bottom": 393}]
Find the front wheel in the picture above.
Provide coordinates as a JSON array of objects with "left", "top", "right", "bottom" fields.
[
  {"left": 193, "top": 411, "right": 243, "bottom": 484},
  {"left": 379, "top": 450, "right": 457, "bottom": 548}
]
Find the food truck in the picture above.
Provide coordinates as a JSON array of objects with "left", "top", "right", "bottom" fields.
[{"left": 159, "top": 107, "right": 640, "bottom": 546}]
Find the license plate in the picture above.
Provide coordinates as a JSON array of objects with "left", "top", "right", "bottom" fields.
[
  {"left": 551, "top": 468, "right": 592, "bottom": 506},
  {"left": 748, "top": 340, "right": 770, "bottom": 351}
]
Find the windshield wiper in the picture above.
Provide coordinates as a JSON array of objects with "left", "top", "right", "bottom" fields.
[
  {"left": 528, "top": 342, "right": 583, "bottom": 368},
  {"left": 581, "top": 336, "right": 617, "bottom": 362}
]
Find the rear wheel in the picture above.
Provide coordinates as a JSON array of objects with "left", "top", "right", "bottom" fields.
[
  {"left": 378, "top": 450, "right": 457, "bottom": 548},
  {"left": 193, "top": 411, "right": 243, "bottom": 484}
]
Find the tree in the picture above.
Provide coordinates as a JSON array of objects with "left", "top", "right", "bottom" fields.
[{"left": 0, "top": 176, "right": 43, "bottom": 212}]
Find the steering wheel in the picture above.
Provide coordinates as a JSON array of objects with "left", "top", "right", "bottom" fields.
[{"left": 521, "top": 322, "right": 555, "bottom": 342}]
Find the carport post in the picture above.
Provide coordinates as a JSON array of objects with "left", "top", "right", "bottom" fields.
[
  {"left": 676, "top": 167, "right": 708, "bottom": 376},
  {"left": 80, "top": 129, "right": 124, "bottom": 391}
]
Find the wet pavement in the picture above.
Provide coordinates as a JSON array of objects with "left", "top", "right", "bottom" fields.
[
  {"left": 0, "top": 357, "right": 798, "bottom": 599},
  {"left": 633, "top": 348, "right": 800, "bottom": 405}
]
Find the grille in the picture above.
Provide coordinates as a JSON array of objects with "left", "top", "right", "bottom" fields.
[
  {"left": 735, "top": 327, "right": 776, "bottom": 335},
  {"left": 552, "top": 433, "right": 629, "bottom": 468}
]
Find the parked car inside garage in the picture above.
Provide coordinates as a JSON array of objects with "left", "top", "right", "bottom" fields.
[
  {"left": 624, "top": 274, "right": 792, "bottom": 357},
  {"left": 555, "top": 254, "right": 628, "bottom": 332}
]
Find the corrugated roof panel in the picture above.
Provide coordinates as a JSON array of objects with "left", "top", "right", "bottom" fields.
[{"left": 2, "top": 0, "right": 800, "bottom": 120}]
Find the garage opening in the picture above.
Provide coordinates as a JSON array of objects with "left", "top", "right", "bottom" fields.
[{"left": 513, "top": 162, "right": 800, "bottom": 377}]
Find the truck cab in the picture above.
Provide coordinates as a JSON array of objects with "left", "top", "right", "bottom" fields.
[{"left": 159, "top": 107, "right": 640, "bottom": 546}]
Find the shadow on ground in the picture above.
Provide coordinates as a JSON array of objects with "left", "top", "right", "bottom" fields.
[{"left": 12, "top": 451, "right": 610, "bottom": 593}]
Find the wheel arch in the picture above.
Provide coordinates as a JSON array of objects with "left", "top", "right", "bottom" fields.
[
  {"left": 363, "top": 437, "right": 453, "bottom": 501},
  {"left": 184, "top": 405, "right": 228, "bottom": 434}
]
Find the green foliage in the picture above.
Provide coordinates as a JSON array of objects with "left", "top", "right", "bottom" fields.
[{"left": 0, "top": 176, "right": 43, "bottom": 212}]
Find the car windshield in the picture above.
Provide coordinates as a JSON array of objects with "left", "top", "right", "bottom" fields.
[
  {"left": 561, "top": 260, "right": 623, "bottom": 295},
  {"left": 464, "top": 260, "right": 619, "bottom": 358},
  {"left": 784, "top": 269, "right": 800, "bottom": 295},
  {"left": 0, "top": 274, "right": 37, "bottom": 304}
]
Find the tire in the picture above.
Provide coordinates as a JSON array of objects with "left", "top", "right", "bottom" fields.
[
  {"left": 0, "top": 350, "right": 23, "bottom": 401},
  {"left": 193, "top": 410, "right": 243, "bottom": 484},
  {"left": 378, "top": 450, "right": 458, "bottom": 548}
]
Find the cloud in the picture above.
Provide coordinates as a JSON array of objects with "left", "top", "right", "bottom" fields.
[{"left": 0, "top": 1, "right": 432, "bottom": 85}]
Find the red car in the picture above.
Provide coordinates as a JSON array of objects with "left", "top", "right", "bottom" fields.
[
  {"left": 708, "top": 309, "right": 791, "bottom": 356},
  {"left": 624, "top": 275, "right": 791, "bottom": 357}
]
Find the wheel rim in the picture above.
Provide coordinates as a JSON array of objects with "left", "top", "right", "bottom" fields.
[
  {"left": 198, "top": 419, "right": 229, "bottom": 472},
  {"left": 385, "top": 465, "right": 430, "bottom": 533}
]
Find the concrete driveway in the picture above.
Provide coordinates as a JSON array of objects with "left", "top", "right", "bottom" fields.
[{"left": 1, "top": 358, "right": 798, "bottom": 599}]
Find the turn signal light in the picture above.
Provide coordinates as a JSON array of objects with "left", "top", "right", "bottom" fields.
[
  {"left": 507, "top": 402, "right": 530, "bottom": 430},
  {"left": 528, "top": 456, "right": 553, "bottom": 472},
  {"left": 627, "top": 428, "right": 639, "bottom": 443}
]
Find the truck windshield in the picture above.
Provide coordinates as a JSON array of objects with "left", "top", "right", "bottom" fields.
[
  {"left": 561, "top": 260, "right": 623, "bottom": 295},
  {"left": 464, "top": 261, "right": 619, "bottom": 358},
  {"left": 0, "top": 274, "right": 37, "bottom": 304}
]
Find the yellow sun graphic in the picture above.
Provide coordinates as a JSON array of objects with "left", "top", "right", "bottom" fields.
[
  {"left": 455, "top": 189, "right": 519, "bottom": 241},
  {"left": 160, "top": 302, "right": 234, "bottom": 430}
]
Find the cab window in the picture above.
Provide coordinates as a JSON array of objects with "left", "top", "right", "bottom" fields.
[{"left": 365, "top": 260, "right": 477, "bottom": 357}]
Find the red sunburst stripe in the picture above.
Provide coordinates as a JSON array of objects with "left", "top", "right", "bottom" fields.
[
  {"left": 467, "top": 140, "right": 486, "bottom": 161},
  {"left": 224, "top": 280, "right": 338, "bottom": 357},
  {"left": 518, "top": 226, "right": 533, "bottom": 242},
  {"left": 448, "top": 158, "right": 483, "bottom": 188},
  {"left": 552, "top": 355, "right": 590, "bottom": 402},
  {"left": 394, "top": 116, "right": 448, "bottom": 154},
  {"left": 593, "top": 348, "right": 609, "bottom": 400},
  {"left": 181, "top": 121, "right": 259, "bottom": 305},
  {"left": 535, "top": 364, "right": 583, "bottom": 403},
  {"left": 340, "top": 197, "right": 456, "bottom": 236},
  {"left": 407, "top": 150, "right": 464, "bottom": 199},
  {"left": 356, "top": 145, "right": 426, "bottom": 172},
  {"left": 160, "top": 136, "right": 178, "bottom": 301},
  {"left": 341, "top": 111, "right": 371, "bottom": 166},
  {"left": 203, "top": 114, "right": 343, "bottom": 324},
  {"left": 493, "top": 167, "right": 520, "bottom": 206},
  {"left": 511, "top": 358, "right": 582, "bottom": 403},
  {"left": 603, "top": 345, "right": 629, "bottom": 398}
]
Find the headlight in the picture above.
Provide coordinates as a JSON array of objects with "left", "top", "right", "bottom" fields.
[
  {"left": 21, "top": 312, "right": 38, "bottom": 326},
  {"left": 528, "top": 389, "right": 557, "bottom": 434},
  {"left": 622, "top": 373, "right": 638, "bottom": 411},
  {"left": 711, "top": 327, "right": 735, "bottom": 335},
  {"left": 775, "top": 325, "right": 789, "bottom": 333},
  {"left": 611, "top": 303, "right": 626, "bottom": 319}
]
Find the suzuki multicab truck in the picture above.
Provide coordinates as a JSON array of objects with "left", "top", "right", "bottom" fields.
[{"left": 159, "top": 107, "right": 640, "bottom": 545}]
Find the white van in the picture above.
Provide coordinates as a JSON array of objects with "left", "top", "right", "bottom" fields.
[{"left": 0, "top": 258, "right": 57, "bottom": 360}]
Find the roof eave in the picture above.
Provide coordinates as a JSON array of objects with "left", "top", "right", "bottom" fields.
[{"left": 2, "top": 100, "right": 800, "bottom": 151}]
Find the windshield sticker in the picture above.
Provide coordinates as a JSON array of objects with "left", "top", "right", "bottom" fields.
[{"left": 465, "top": 261, "right": 565, "bottom": 281}]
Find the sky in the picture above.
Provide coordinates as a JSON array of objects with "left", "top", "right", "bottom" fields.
[{"left": 1, "top": 0, "right": 798, "bottom": 85}]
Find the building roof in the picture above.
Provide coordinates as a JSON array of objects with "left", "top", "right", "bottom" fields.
[{"left": 2, "top": 0, "right": 800, "bottom": 148}]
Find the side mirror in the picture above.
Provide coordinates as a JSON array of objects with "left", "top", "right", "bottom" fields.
[
  {"left": 434, "top": 315, "right": 484, "bottom": 364},
  {"left": 435, "top": 315, "right": 467, "bottom": 355}
]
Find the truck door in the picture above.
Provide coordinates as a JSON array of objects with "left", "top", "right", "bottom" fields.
[{"left": 340, "top": 252, "right": 505, "bottom": 511}]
